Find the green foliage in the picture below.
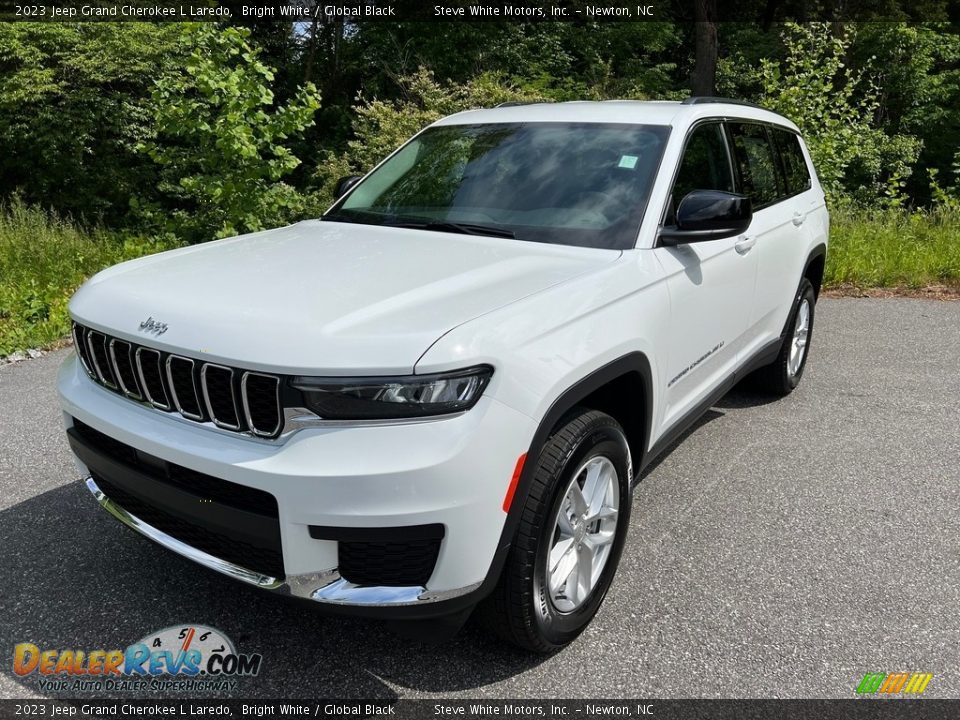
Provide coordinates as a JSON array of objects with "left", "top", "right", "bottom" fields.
[
  {"left": 138, "top": 25, "right": 321, "bottom": 243},
  {"left": 0, "top": 200, "right": 180, "bottom": 356},
  {"left": 850, "top": 23, "right": 960, "bottom": 203},
  {"left": 757, "top": 23, "right": 922, "bottom": 205},
  {"left": 313, "top": 68, "right": 545, "bottom": 205},
  {"left": 826, "top": 206, "right": 960, "bottom": 289},
  {"left": 928, "top": 158, "right": 960, "bottom": 211},
  {"left": 0, "top": 23, "right": 182, "bottom": 224}
]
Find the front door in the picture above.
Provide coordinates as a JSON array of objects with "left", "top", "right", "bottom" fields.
[{"left": 654, "top": 121, "right": 758, "bottom": 435}]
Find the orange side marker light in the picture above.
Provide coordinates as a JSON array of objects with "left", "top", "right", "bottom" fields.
[{"left": 502, "top": 453, "right": 527, "bottom": 513}]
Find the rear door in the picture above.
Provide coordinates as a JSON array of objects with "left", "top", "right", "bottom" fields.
[
  {"left": 749, "top": 127, "right": 822, "bottom": 346},
  {"left": 724, "top": 121, "right": 797, "bottom": 360}
]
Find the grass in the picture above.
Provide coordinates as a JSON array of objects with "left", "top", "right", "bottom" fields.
[
  {"left": 826, "top": 206, "right": 960, "bottom": 290},
  {"left": 0, "top": 201, "right": 957, "bottom": 358},
  {"left": 0, "top": 200, "right": 179, "bottom": 357}
]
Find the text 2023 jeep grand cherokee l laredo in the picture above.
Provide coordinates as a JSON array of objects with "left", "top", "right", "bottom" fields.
[{"left": 59, "top": 98, "right": 827, "bottom": 652}]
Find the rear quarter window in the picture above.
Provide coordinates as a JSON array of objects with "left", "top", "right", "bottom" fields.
[{"left": 774, "top": 129, "right": 813, "bottom": 196}]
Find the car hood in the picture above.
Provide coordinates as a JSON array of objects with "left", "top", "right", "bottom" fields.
[{"left": 70, "top": 220, "right": 620, "bottom": 374}]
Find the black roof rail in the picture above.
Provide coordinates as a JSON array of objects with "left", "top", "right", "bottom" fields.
[{"left": 682, "top": 96, "right": 764, "bottom": 109}]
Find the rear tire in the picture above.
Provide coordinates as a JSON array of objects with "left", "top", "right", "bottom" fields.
[
  {"left": 482, "top": 409, "right": 632, "bottom": 653},
  {"left": 753, "top": 278, "right": 816, "bottom": 396}
]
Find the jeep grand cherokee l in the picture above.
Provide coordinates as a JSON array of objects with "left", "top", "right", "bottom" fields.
[{"left": 59, "top": 98, "right": 828, "bottom": 652}]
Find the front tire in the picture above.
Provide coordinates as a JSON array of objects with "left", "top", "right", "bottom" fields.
[
  {"left": 483, "top": 409, "right": 632, "bottom": 653},
  {"left": 753, "top": 278, "right": 816, "bottom": 396}
]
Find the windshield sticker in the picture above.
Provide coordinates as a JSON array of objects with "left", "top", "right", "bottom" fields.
[{"left": 618, "top": 155, "right": 639, "bottom": 169}]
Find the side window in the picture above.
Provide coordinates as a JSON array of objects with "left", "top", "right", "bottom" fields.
[
  {"left": 727, "top": 122, "right": 781, "bottom": 208},
  {"left": 670, "top": 123, "right": 734, "bottom": 218},
  {"left": 774, "top": 129, "right": 812, "bottom": 196}
]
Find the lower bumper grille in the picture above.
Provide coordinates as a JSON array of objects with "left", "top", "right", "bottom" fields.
[
  {"left": 339, "top": 539, "right": 442, "bottom": 587},
  {"left": 309, "top": 524, "right": 444, "bottom": 587},
  {"left": 70, "top": 418, "right": 284, "bottom": 580},
  {"left": 93, "top": 474, "right": 284, "bottom": 580}
]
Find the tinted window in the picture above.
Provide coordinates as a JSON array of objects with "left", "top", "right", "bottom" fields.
[
  {"left": 671, "top": 123, "right": 734, "bottom": 216},
  {"left": 325, "top": 122, "right": 670, "bottom": 250},
  {"left": 728, "top": 123, "right": 781, "bottom": 207},
  {"left": 774, "top": 129, "right": 812, "bottom": 195}
]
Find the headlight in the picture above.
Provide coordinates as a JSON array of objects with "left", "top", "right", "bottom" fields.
[{"left": 291, "top": 365, "right": 493, "bottom": 420}]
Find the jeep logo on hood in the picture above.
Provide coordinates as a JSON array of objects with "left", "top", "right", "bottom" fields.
[{"left": 138, "top": 316, "right": 169, "bottom": 336}]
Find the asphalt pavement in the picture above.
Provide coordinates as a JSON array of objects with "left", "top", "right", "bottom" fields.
[{"left": 1, "top": 298, "right": 959, "bottom": 700}]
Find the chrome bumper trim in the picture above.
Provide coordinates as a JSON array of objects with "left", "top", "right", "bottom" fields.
[
  {"left": 85, "top": 477, "right": 282, "bottom": 589},
  {"left": 84, "top": 477, "right": 479, "bottom": 607}
]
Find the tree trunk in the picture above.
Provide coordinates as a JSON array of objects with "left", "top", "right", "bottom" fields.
[
  {"left": 303, "top": 17, "right": 320, "bottom": 85},
  {"left": 691, "top": 0, "right": 718, "bottom": 97}
]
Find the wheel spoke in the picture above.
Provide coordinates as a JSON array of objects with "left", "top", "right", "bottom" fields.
[
  {"left": 583, "top": 460, "right": 609, "bottom": 518},
  {"left": 585, "top": 528, "right": 616, "bottom": 548},
  {"left": 549, "top": 541, "right": 578, "bottom": 594},
  {"left": 549, "top": 537, "right": 575, "bottom": 574},
  {"left": 588, "top": 506, "right": 618, "bottom": 524},
  {"left": 575, "top": 544, "right": 594, "bottom": 602},
  {"left": 799, "top": 302, "right": 810, "bottom": 330},
  {"left": 567, "top": 481, "right": 588, "bottom": 517},
  {"left": 556, "top": 507, "right": 577, "bottom": 537}
]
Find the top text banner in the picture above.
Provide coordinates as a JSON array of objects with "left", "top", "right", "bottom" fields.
[{"left": 0, "top": 0, "right": 953, "bottom": 22}]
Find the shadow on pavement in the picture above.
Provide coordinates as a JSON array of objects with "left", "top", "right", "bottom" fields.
[
  {"left": 714, "top": 378, "right": 784, "bottom": 409},
  {"left": 0, "top": 481, "right": 547, "bottom": 699}
]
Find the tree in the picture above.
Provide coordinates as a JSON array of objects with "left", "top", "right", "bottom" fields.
[
  {"left": 691, "top": 0, "right": 718, "bottom": 96},
  {"left": 758, "top": 23, "right": 921, "bottom": 204},
  {"left": 138, "top": 25, "right": 321, "bottom": 242},
  {"left": 0, "top": 23, "right": 181, "bottom": 224},
  {"left": 313, "top": 69, "right": 544, "bottom": 204}
]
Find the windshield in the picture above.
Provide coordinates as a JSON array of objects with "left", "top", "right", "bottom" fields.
[{"left": 323, "top": 122, "right": 670, "bottom": 250}]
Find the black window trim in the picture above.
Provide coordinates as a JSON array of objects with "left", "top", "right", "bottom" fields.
[
  {"left": 770, "top": 125, "right": 813, "bottom": 200},
  {"left": 725, "top": 119, "right": 813, "bottom": 211},
  {"left": 656, "top": 117, "right": 737, "bottom": 243},
  {"left": 655, "top": 116, "right": 813, "bottom": 249}
]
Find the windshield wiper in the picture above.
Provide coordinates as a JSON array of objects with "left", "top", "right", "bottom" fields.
[{"left": 388, "top": 220, "right": 515, "bottom": 239}]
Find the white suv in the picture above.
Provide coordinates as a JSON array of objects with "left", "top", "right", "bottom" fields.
[{"left": 59, "top": 98, "right": 828, "bottom": 652}]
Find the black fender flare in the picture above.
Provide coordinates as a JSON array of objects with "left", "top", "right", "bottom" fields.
[
  {"left": 474, "top": 352, "right": 654, "bottom": 601},
  {"left": 803, "top": 243, "right": 827, "bottom": 290}
]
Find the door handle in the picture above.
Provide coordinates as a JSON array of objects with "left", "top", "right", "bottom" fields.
[
  {"left": 734, "top": 235, "right": 756, "bottom": 254},
  {"left": 792, "top": 211, "right": 806, "bottom": 227}
]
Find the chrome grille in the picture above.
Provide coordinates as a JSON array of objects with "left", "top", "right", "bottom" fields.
[
  {"left": 135, "top": 347, "right": 171, "bottom": 410},
  {"left": 87, "top": 331, "right": 118, "bottom": 389},
  {"left": 72, "top": 322, "right": 284, "bottom": 438},
  {"left": 166, "top": 355, "right": 203, "bottom": 420},
  {"left": 109, "top": 339, "right": 142, "bottom": 400},
  {"left": 201, "top": 364, "right": 241, "bottom": 431},
  {"left": 241, "top": 372, "right": 282, "bottom": 437}
]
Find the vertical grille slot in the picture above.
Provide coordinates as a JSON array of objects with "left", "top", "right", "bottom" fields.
[
  {"left": 166, "top": 355, "right": 204, "bottom": 421},
  {"left": 72, "top": 323, "right": 94, "bottom": 378},
  {"left": 201, "top": 364, "right": 241, "bottom": 430},
  {"left": 109, "top": 340, "right": 142, "bottom": 400},
  {"left": 242, "top": 372, "right": 282, "bottom": 437},
  {"left": 135, "top": 348, "right": 171, "bottom": 410},
  {"left": 86, "top": 331, "right": 118, "bottom": 389}
]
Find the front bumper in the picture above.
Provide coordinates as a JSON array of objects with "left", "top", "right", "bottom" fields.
[
  {"left": 83, "top": 476, "right": 475, "bottom": 608},
  {"left": 58, "top": 354, "right": 534, "bottom": 617}
]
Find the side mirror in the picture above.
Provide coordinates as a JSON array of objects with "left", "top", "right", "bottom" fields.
[
  {"left": 333, "top": 175, "right": 363, "bottom": 200},
  {"left": 659, "top": 190, "right": 752, "bottom": 246}
]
